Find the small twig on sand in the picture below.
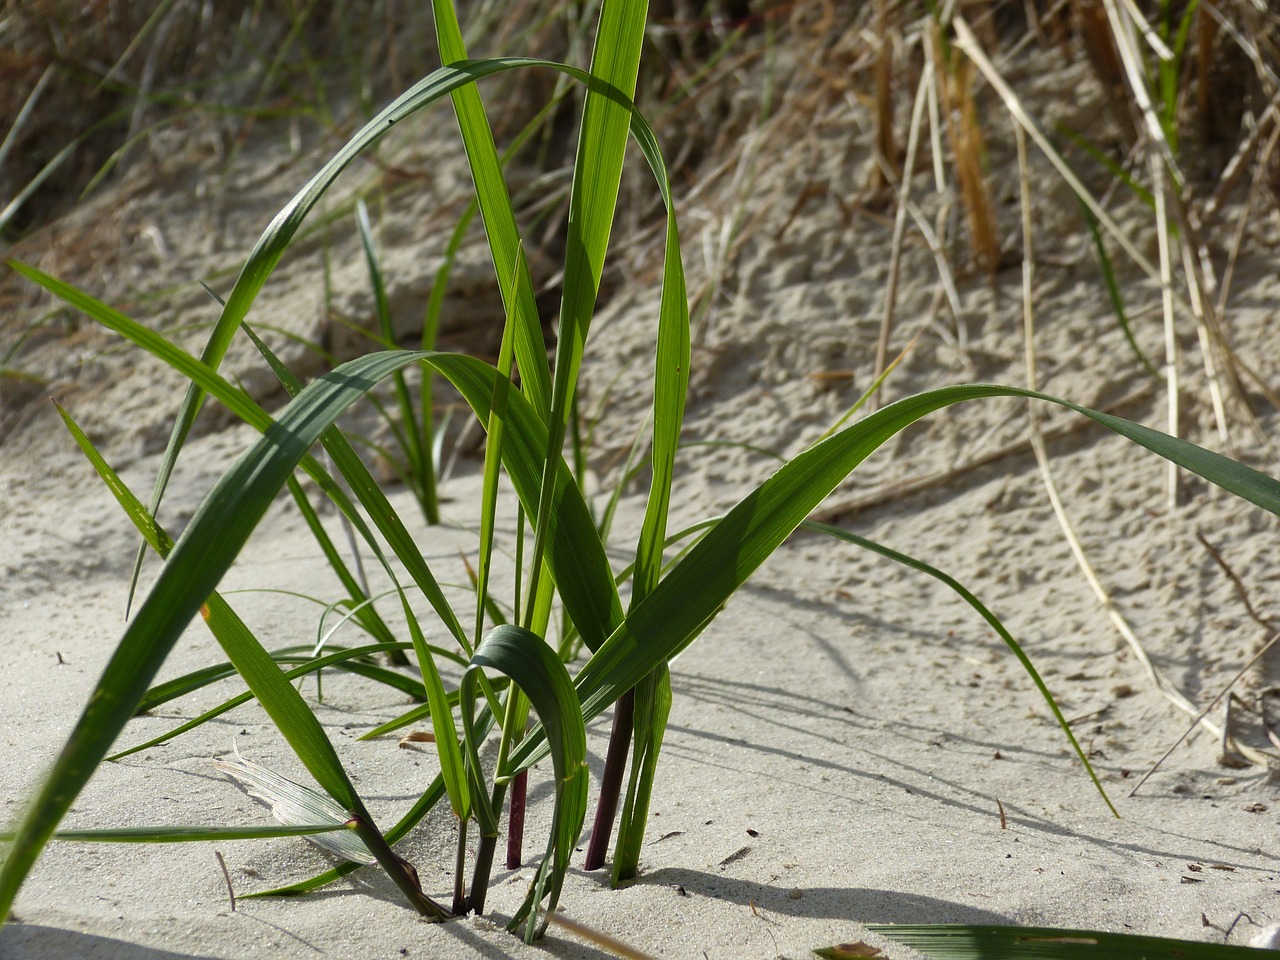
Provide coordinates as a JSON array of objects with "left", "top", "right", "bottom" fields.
[
  {"left": 545, "top": 910, "right": 655, "bottom": 960},
  {"left": 214, "top": 851, "right": 236, "bottom": 912}
]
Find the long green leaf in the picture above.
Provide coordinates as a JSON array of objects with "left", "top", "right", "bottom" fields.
[
  {"left": 432, "top": 1, "right": 551, "bottom": 420},
  {"left": 0, "top": 351, "right": 430, "bottom": 921},
  {"left": 521, "top": 0, "right": 650, "bottom": 625},
  {"left": 801, "top": 519, "right": 1114, "bottom": 816},
  {"left": 1, "top": 824, "right": 354, "bottom": 844},
  {"left": 508, "top": 384, "right": 1280, "bottom": 772},
  {"left": 863, "top": 924, "right": 1280, "bottom": 959}
]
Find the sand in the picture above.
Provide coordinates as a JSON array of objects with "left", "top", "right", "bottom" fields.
[{"left": 3, "top": 12, "right": 1280, "bottom": 959}]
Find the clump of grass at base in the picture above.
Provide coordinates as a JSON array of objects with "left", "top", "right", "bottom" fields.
[{"left": 2, "top": 0, "right": 1280, "bottom": 951}]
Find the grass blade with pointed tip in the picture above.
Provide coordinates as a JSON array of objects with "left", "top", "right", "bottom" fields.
[
  {"left": 801, "top": 518, "right": 1114, "bottom": 815},
  {"left": 432, "top": 0, "right": 551, "bottom": 421},
  {"left": 521, "top": 0, "right": 649, "bottom": 628},
  {"left": 505, "top": 384, "right": 1280, "bottom": 778}
]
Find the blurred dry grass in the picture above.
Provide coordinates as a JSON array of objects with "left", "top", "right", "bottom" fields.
[{"left": 4, "top": 0, "right": 1279, "bottom": 421}]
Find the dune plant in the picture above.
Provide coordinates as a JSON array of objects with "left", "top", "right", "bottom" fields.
[{"left": 4, "top": 0, "right": 1280, "bottom": 949}]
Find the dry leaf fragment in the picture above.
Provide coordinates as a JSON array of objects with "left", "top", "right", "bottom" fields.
[
  {"left": 813, "top": 942, "right": 883, "bottom": 958},
  {"left": 399, "top": 730, "right": 437, "bottom": 748}
]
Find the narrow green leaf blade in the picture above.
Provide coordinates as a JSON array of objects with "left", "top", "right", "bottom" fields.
[
  {"left": 802, "top": 519, "right": 1114, "bottom": 816},
  {"left": 0, "top": 350, "right": 426, "bottom": 920},
  {"left": 864, "top": 924, "right": 1280, "bottom": 959},
  {"left": 432, "top": 0, "right": 551, "bottom": 419}
]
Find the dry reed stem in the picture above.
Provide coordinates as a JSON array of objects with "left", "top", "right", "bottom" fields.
[
  {"left": 1014, "top": 121, "right": 1225, "bottom": 746},
  {"left": 1149, "top": 151, "right": 1182, "bottom": 508},
  {"left": 872, "top": 59, "right": 935, "bottom": 409},
  {"left": 933, "top": 21, "right": 1000, "bottom": 272},
  {"left": 1101, "top": 0, "right": 1184, "bottom": 184},
  {"left": 545, "top": 911, "right": 656, "bottom": 960},
  {"left": 952, "top": 17, "right": 1173, "bottom": 297},
  {"left": 924, "top": 34, "right": 947, "bottom": 193}
]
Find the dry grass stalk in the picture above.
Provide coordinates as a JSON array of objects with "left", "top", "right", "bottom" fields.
[
  {"left": 545, "top": 911, "right": 656, "bottom": 960},
  {"left": 869, "top": 0, "right": 899, "bottom": 192},
  {"left": 1068, "top": 0, "right": 1134, "bottom": 136},
  {"left": 1150, "top": 151, "right": 1182, "bottom": 508},
  {"left": 932, "top": 20, "right": 1000, "bottom": 272},
  {"left": 1013, "top": 121, "right": 1224, "bottom": 747},
  {"left": 872, "top": 60, "right": 935, "bottom": 408}
]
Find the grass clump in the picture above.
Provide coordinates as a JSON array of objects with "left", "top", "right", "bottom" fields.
[{"left": 2, "top": 0, "right": 1279, "bottom": 952}]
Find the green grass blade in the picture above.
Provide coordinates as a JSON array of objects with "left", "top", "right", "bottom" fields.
[
  {"left": 355, "top": 199, "right": 433, "bottom": 521},
  {"left": 610, "top": 664, "right": 671, "bottom": 883},
  {"left": 522, "top": 0, "right": 648, "bottom": 615},
  {"left": 0, "top": 350, "right": 431, "bottom": 921},
  {"left": 1075, "top": 200, "right": 1162, "bottom": 380},
  {"left": 862, "top": 924, "right": 1280, "bottom": 959},
  {"left": 397, "top": 587, "right": 471, "bottom": 822},
  {"left": 508, "top": 385, "right": 1280, "bottom": 773},
  {"left": 460, "top": 625, "right": 587, "bottom": 941},
  {"left": 474, "top": 245, "right": 525, "bottom": 646},
  {"left": 432, "top": 0, "right": 551, "bottom": 421},
  {"left": 610, "top": 15, "right": 689, "bottom": 873},
  {"left": 801, "top": 519, "right": 1115, "bottom": 816},
  {"left": 631, "top": 108, "right": 689, "bottom": 609}
]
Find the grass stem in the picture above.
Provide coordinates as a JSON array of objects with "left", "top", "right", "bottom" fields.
[{"left": 583, "top": 689, "right": 634, "bottom": 871}]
